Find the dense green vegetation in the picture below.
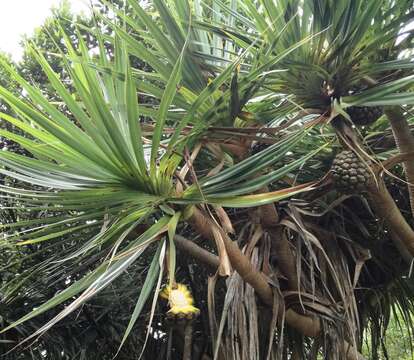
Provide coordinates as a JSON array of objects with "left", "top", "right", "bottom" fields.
[
  {"left": 363, "top": 312, "right": 414, "bottom": 360},
  {"left": 0, "top": 0, "right": 413, "bottom": 359}
]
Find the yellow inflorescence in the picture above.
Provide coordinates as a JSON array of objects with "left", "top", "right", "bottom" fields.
[{"left": 160, "top": 283, "right": 200, "bottom": 319}]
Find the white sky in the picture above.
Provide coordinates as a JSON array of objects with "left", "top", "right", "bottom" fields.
[
  {"left": 0, "top": 0, "right": 91, "bottom": 61},
  {"left": 0, "top": 2, "right": 412, "bottom": 62}
]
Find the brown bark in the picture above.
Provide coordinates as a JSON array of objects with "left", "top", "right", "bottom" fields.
[
  {"left": 256, "top": 200, "right": 302, "bottom": 322},
  {"left": 188, "top": 207, "right": 214, "bottom": 240},
  {"left": 362, "top": 74, "right": 414, "bottom": 218},
  {"left": 368, "top": 178, "right": 414, "bottom": 257},
  {"left": 270, "top": 227, "right": 299, "bottom": 291},
  {"left": 257, "top": 201, "right": 280, "bottom": 228},
  {"left": 385, "top": 106, "right": 414, "bottom": 217},
  {"left": 220, "top": 142, "right": 250, "bottom": 159},
  {"left": 174, "top": 235, "right": 220, "bottom": 270},
  {"left": 249, "top": 185, "right": 279, "bottom": 227},
  {"left": 252, "top": 187, "right": 297, "bottom": 291},
  {"left": 182, "top": 323, "right": 193, "bottom": 360},
  {"left": 343, "top": 340, "right": 367, "bottom": 360}
]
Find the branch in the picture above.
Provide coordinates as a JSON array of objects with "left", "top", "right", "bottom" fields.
[
  {"left": 380, "top": 151, "right": 414, "bottom": 171},
  {"left": 362, "top": 76, "right": 414, "bottom": 217},
  {"left": 188, "top": 206, "right": 321, "bottom": 337},
  {"left": 174, "top": 235, "right": 219, "bottom": 270},
  {"left": 385, "top": 107, "right": 414, "bottom": 216},
  {"left": 367, "top": 178, "right": 414, "bottom": 257}
]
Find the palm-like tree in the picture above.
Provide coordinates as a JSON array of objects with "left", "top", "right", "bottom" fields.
[{"left": 1, "top": 0, "right": 414, "bottom": 359}]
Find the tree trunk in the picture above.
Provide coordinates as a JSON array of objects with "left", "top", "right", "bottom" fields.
[
  {"left": 368, "top": 178, "right": 414, "bottom": 257},
  {"left": 182, "top": 323, "right": 193, "bottom": 360},
  {"left": 270, "top": 227, "right": 299, "bottom": 291},
  {"left": 385, "top": 106, "right": 414, "bottom": 217}
]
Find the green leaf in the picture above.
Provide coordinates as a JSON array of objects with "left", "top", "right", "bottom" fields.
[
  {"left": 117, "top": 240, "right": 165, "bottom": 352},
  {"left": 342, "top": 75, "right": 414, "bottom": 106},
  {"left": 167, "top": 211, "right": 181, "bottom": 289},
  {"left": 205, "top": 182, "right": 316, "bottom": 207},
  {"left": 150, "top": 36, "right": 187, "bottom": 177},
  {"left": 0, "top": 217, "right": 170, "bottom": 336}
]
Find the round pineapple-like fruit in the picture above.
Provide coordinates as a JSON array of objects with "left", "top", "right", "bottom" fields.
[
  {"left": 346, "top": 106, "right": 383, "bottom": 126},
  {"left": 331, "top": 151, "right": 372, "bottom": 193}
]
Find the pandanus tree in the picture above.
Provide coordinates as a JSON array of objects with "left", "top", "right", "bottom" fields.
[{"left": 1, "top": 0, "right": 414, "bottom": 359}]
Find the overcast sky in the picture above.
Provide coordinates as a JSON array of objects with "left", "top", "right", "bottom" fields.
[
  {"left": 0, "top": 0, "right": 91, "bottom": 61},
  {"left": 1, "top": 1, "right": 412, "bottom": 62}
]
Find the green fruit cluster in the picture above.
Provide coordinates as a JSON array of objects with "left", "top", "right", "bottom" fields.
[
  {"left": 346, "top": 106, "right": 383, "bottom": 126},
  {"left": 332, "top": 151, "right": 372, "bottom": 193}
]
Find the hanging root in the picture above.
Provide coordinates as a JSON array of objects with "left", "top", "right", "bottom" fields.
[
  {"left": 185, "top": 205, "right": 365, "bottom": 359},
  {"left": 182, "top": 322, "right": 194, "bottom": 360},
  {"left": 188, "top": 206, "right": 321, "bottom": 337}
]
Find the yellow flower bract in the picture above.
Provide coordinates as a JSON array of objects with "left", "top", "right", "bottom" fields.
[{"left": 160, "top": 283, "right": 200, "bottom": 316}]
